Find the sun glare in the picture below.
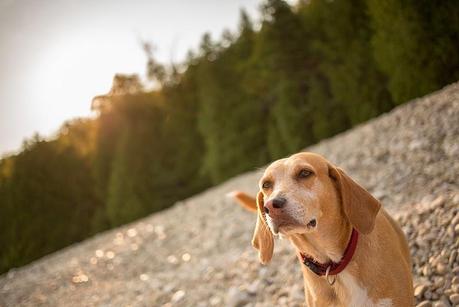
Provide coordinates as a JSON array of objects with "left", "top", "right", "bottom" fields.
[{"left": 27, "top": 29, "right": 146, "bottom": 138}]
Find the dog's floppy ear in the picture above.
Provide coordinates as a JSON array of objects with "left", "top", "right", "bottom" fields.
[
  {"left": 328, "top": 164, "right": 381, "bottom": 234},
  {"left": 252, "top": 191, "right": 274, "bottom": 264}
]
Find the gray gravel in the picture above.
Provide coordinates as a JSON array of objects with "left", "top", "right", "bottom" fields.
[{"left": 1, "top": 82, "right": 458, "bottom": 307}]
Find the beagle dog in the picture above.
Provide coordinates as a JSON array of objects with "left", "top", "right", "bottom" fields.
[{"left": 232, "top": 152, "right": 413, "bottom": 306}]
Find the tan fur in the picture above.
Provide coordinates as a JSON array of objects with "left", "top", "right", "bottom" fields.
[
  {"left": 251, "top": 191, "right": 274, "bottom": 264},
  {"left": 231, "top": 191, "right": 257, "bottom": 212},
  {"left": 232, "top": 152, "right": 414, "bottom": 306}
]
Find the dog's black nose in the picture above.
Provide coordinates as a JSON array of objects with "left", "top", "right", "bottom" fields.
[
  {"left": 272, "top": 197, "right": 287, "bottom": 209},
  {"left": 264, "top": 197, "right": 287, "bottom": 215}
]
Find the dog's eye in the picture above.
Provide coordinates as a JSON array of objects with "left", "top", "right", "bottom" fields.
[
  {"left": 262, "top": 181, "right": 273, "bottom": 189},
  {"left": 298, "top": 169, "right": 312, "bottom": 179}
]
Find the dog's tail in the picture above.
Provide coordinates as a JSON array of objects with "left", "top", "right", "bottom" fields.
[{"left": 227, "top": 191, "right": 257, "bottom": 212}]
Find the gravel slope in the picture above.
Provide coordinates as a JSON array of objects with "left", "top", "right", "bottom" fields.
[{"left": 1, "top": 83, "right": 458, "bottom": 307}]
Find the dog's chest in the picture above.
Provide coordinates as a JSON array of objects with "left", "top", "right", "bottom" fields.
[{"left": 333, "top": 272, "right": 393, "bottom": 307}]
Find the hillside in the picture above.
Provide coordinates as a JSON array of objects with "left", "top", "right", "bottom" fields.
[{"left": 1, "top": 82, "right": 458, "bottom": 307}]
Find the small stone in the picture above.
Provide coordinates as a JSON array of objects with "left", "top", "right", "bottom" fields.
[
  {"left": 449, "top": 294, "right": 459, "bottom": 305},
  {"left": 105, "top": 251, "right": 115, "bottom": 259},
  {"left": 432, "top": 301, "right": 449, "bottom": 307},
  {"left": 431, "top": 196, "right": 446, "bottom": 207},
  {"left": 440, "top": 295, "right": 452, "bottom": 306},
  {"left": 277, "top": 296, "right": 288, "bottom": 305},
  {"left": 434, "top": 277, "right": 445, "bottom": 289},
  {"left": 453, "top": 194, "right": 459, "bottom": 206},
  {"left": 454, "top": 224, "right": 459, "bottom": 235},
  {"left": 71, "top": 273, "right": 89, "bottom": 283},
  {"left": 416, "top": 301, "right": 432, "bottom": 307},
  {"left": 436, "top": 263, "right": 447, "bottom": 275},
  {"left": 171, "top": 290, "right": 185, "bottom": 303},
  {"left": 139, "top": 274, "right": 149, "bottom": 281},
  {"left": 227, "top": 287, "right": 250, "bottom": 307},
  {"left": 181, "top": 253, "right": 191, "bottom": 262},
  {"left": 167, "top": 255, "right": 178, "bottom": 264},
  {"left": 447, "top": 226, "right": 455, "bottom": 238},
  {"left": 423, "top": 265, "right": 432, "bottom": 277},
  {"left": 209, "top": 296, "right": 222, "bottom": 306},
  {"left": 415, "top": 284, "right": 428, "bottom": 298},
  {"left": 163, "top": 283, "right": 176, "bottom": 293},
  {"left": 246, "top": 281, "right": 259, "bottom": 294},
  {"left": 452, "top": 214, "right": 459, "bottom": 226},
  {"left": 449, "top": 250, "right": 458, "bottom": 266},
  {"left": 127, "top": 228, "right": 137, "bottom": 237}
]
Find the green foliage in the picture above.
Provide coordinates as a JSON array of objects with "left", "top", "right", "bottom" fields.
[
  {"left": 1, "top": 0, "right": 458, "bottom": 273},
  {"left": 106, "top": 95, "right": 161, "bottom": 226},
  {"left": 301, "top": 0, "right": 393, "bottom": 127},
  {"left": 100, "top": 90, "right": 209, "bottom": 227},
  {"left": 368, "top": 0, "right": 459, "bottom": 104},
  {"left": 196, "top": 12, "right": 269, "bottom": 183},
  {"left": 0, "top": 127, "right": 102, "bottom": 272},
  {"left": 255, "top": 0, "right": 315, "bottom": 159}
]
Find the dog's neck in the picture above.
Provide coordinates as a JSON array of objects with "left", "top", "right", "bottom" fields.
[{"left": 288, "top": 217, "right": 352, "bottom": 264}]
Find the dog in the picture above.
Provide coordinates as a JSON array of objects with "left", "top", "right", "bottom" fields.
[{"left": 232, "top": 152, "right": 413, "bottom": 306}]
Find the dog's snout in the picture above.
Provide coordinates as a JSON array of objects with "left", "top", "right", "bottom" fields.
[{"left": 264, "top": 197, "right": 287, "bottom": 214}]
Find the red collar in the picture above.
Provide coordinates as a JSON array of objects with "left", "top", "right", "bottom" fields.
[{"left": 299, "top": 228, "right": 359, "bottom": 276}]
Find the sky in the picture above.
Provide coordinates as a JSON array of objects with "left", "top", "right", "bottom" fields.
[{"left": 0, "top": 0, "right": 263, "bottom": 156}]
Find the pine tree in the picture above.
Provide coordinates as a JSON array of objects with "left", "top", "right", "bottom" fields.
[
  {"left": 301, "top": 0, "right": 393, "bottom": 127},
  {"left": 251, "top": 0, "right": 315, "bottom": 159},
  {"left": 367, "top": 0, "right": 459, "bottom": 104}
]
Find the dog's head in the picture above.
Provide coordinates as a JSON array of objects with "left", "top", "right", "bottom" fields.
[{"left": 251, "top": 152, "right": 380, "bottom": 264}]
